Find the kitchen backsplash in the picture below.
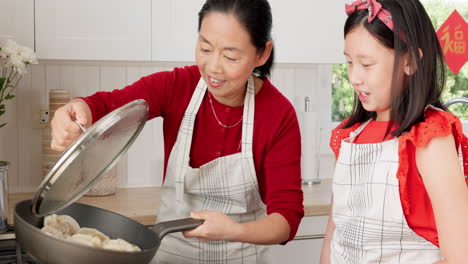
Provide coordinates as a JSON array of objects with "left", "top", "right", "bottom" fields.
[{"left": 0, "top": 60, "right": 335, "bottom": 193}]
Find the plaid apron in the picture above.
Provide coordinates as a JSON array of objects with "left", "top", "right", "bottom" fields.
[
  {"left": 154, "top": 76, "right": 270, "bottom": 263},
  {"left": 331, "top": 120, "right": 441, "bottom": 263}
]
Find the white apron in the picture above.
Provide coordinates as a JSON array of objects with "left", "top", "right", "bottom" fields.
[
  {"left": 154, "top": 76, "right": 271, "bottom": 264},
  {"left": 331, "top": 120, "right": 442, "bottom": 264}
]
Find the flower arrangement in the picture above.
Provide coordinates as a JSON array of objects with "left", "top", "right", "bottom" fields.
[{"left": 0, "top": 39, "right": 38, "bottom": 127}]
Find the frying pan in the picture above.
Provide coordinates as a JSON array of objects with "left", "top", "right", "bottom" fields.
[
  {"left": 14, "top": 100, "right": 203, "bottom": 263},
  {"left": 15, "top": 199, "right": 203, "bottom": 264}
]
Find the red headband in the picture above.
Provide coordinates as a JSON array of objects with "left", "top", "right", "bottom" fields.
[{"left": 345, "top": 0, "right": 394, "bottom": 30}]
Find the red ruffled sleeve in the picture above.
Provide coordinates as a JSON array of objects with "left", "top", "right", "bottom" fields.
[
  {"left": 329, "top": 119, "right": 361, "bottom": 160},
  {"left": 397, "top": 108, "right": 468, "bottom": 247}
]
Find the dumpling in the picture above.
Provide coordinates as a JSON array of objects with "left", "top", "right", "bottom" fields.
[
  {"left": 41, "top": 214, "right": 141, "bottom": 252},
  {"left": 76, "top": 227, "right": 109, "bottom": 242},
  {"left": 67, "top": 233, "right": 103, "bottom": 248},
  {"left": 102, "top": 239, "right": 141, "bottom": 252},
  {"left": 43, "top": 214, "right": 80, "bottom": 236},
  {"left": 41, "top": 225, "right": 69, "bottom": 239}
]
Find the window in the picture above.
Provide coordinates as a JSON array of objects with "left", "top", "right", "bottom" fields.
[{"left": 332, "top": 0, "right": 468, "bottom": 121}]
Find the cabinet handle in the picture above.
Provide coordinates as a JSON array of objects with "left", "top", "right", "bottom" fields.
[{"left": 293, "top": 234, "right": 325, "bottom": 240}]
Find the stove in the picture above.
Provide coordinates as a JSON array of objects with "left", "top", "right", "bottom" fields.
[{"left": 0, "top": 228, "right": 39, "bottom": 264}]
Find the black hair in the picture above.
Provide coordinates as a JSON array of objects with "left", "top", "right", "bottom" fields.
[
  {"left": 342, "top": 0, "right": 447, "bottom": 137},
  {"left": 198, "top": 0, "right": 274, "bottom": 77}
]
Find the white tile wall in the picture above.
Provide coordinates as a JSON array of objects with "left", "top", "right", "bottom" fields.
[{"left": 0, "top": 60, "right": 334, "bottom": 193}]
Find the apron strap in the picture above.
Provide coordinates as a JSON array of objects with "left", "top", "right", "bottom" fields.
[
  {"left": 175, "top": 79, "right": 207, "bottom": 207},
  {"left": 241, "top": 75, "right": 255, "bottom": 159},
  {"left": 346, "top": 119, "right": 372, "bottom": 143}
]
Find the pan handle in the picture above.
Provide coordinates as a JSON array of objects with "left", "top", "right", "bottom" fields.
[{"left": 151, "top": 218, "right": 204, "bottom": 241}]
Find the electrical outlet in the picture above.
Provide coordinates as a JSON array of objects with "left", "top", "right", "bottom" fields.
[
  {"left": 32, "top": 105, "right": 50, "bottom": 129},
  {"left": 40, "top": 110, "right": 49, "bottom": 124}
]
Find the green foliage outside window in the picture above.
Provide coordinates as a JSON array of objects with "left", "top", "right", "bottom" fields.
[{"left": 332, "top": 0, "right": 468, "bottom": 122}]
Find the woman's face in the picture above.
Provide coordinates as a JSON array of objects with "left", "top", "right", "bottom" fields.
[
  {"left": 196, "top": 12, "right": 268, "bottom": 107},
  {"left": 344, "top": 25, "right": 405, "bottom": 121}
]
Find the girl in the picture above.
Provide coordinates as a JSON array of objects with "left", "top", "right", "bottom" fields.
[
  {"left": 50, "top": 0, "right": 304, "bottom": 263},
  {"left": 321, "top": 0, "right": 468, "bottom": 263}
]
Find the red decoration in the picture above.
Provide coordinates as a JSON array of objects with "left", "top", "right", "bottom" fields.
[{"left": 436, "top": 10, "right": 468, "bottom": 75}]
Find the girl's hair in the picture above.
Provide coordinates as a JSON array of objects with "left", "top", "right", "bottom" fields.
[
  {"left": 198, "top": 0, "right": 274, "bottom": 77},
  {"left": 342, "top": 0, "right": 447, "bottom": 137}
]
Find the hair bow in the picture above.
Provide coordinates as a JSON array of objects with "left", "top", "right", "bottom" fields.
[{"left": 345, "top": 0, "right": 394, "bottom": 30}]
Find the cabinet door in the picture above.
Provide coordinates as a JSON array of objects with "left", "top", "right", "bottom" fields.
[
  {"left": 271, "top": 215, "right": 328, "bottom": 263},
  {"left": 272, "top": 238, "right": 324, "bottom": 264},
  {"left": 269, "top": 0, "right": 346, "bottom": 64},
  {"left": 0, "top": 0, "right": 34, "bottom": 48},
  {"left": 152, "top": 0, "right": 205, "bottom": 62},
  {"left": 35, "top": 0, "right": 151, "bottom": 61}
]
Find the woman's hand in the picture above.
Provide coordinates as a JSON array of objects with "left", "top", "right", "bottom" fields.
[
  {"left": 51, "top": 99, "right": 92, "bottom": 152},
  {"left": 182, "top": 210, "right": 242, "bottom": 242},
  {"left": 183, "top": 211, "right": 290, "bottom": 244}
]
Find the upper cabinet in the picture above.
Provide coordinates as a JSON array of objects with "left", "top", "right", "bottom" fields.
[
  {"left": 0, "top": 0, "right": 34, "bottom": 49},
  {"left": 269, "top": 0, "right": 346, "bottom": 64},
  {"left": 152, "top": 0, "right": 346, "bottom": 63},
  {"left": 35, "top": 0, "right": 151, "bottom": 61},
  {"left": 151, "top": 0, "right": 205, "bottom": 62},
  {"left": 12, "top": 0, "right": 345, "bottom": 63}
]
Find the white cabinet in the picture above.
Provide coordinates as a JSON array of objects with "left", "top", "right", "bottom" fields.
[
  {"left": 0, "top": 0, "right": 34, "bottom": 49},
  {"left": 272, "top": 215, "right": 328, "bottom": 264},
  {"left": 152, "top": 0, "right": 345, "bottom": 63},
  {"left": 22, "top": 0, "right": 345, "bottom": 63},
  {"left": 35, "top": 0, "right": 151, "bottom": 61},
  {"left": 269, "top": 0, "right": 346, "bottom": 64},
  {"left": 151, "top": 0, "right": 205, "bottom": 62}
]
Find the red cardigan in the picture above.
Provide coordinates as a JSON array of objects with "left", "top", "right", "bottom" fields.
[
  {"left": 82, "top": 65, "right": 304, "bottom": 242},
  {"left": 330, "top": 109, "right": 468, "bottom": 247}
]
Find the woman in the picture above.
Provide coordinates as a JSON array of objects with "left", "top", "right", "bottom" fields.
[{"left": 50, "top": 0, "right": 304, "bottom": 263}]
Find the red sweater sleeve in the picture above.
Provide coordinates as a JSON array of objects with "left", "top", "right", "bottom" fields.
[
  {"left": 261, "top": 97, "right": 304, "bottom": 243},
  {"left": 81, "top": 67, "right": 180, "bottom": 123}
]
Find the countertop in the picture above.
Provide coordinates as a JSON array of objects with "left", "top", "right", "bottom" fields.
[{"left": 7, "top": 179, "right": 332, "bottom": 226}]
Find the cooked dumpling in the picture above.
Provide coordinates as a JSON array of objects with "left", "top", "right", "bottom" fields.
[
  {"left": 102, "top": 238, "right": 141, "bottom": 252},
  {"left": 67, "top": 233, "right": 102, "bottom": 248},
  {"left": 43, "top": 214, "right": 80, "bottom": 236},
  {"left": 41, "top": 225, "right": 70, "bottom": 239},
  {"left": 42, "top": 214, "right": 141, "bottom": 252},
  {"left": 76, "top": 227, "right": 109, "bottom": 242}
]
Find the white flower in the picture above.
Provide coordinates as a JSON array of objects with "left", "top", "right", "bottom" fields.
[
  {"left": 0, "top": 46, "right": 15, "bottom": 59},
  {"left": 18, "top": 45, "right": 38, "bottom": 65},
  {"left": 0, "top": 39, "right": 37, "bottom": 127},
  {"left": 8, "top": 54, "right": 26, "bottom": 75},
  {"left": 1, "top": 40, "right": 19, "bottom": 57},
  {"left": 0, "top": 39, "right": 37, "bottom": 75},
  {"left": 4, "top": 39, "right": 18, "bottom": 49}
]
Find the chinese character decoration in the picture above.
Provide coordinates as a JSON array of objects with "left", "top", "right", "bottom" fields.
[{"left": 437, "top": 10, "right": 468, "bottom": 75}]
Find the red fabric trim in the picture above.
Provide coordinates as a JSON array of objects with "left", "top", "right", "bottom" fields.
[{"left": 397, "top": 109, "right": 466, "bottom": 247}]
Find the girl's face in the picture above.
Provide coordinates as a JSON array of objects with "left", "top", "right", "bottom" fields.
[
  {"left": 344, "top": 25, "right": 404, "bottom": 121},
  {"left": 196, "top": 12, "right": 270, "bottom": 107}
]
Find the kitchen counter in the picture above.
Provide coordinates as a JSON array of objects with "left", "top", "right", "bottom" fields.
[{"left": 7, "top": 179, "right": 332, "bottom": 226}]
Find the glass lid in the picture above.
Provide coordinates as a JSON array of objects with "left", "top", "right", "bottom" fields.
[{"left": 32, "top": 99, "right": 149, "bottom": 216}]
